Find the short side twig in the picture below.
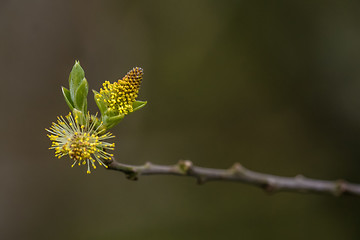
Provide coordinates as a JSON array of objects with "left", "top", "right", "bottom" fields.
[{"left": 107, "top": 158, "right": 360, "bottom": 197}]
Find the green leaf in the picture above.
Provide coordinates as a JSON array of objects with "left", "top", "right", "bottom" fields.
[
  {"left": 74, "top": 78, "right": 88, "bottom": 113},
  {"left": 103, "top": 114, "right": 125, "bottom": 130},
  {"left": 69, "top": 61, "right": 85, "bottom": 102},
  {"left": 93, "top": 90, "right": 107, "bottom": 115},
  {"left": 100, "top": 100, "right": 146, "bottom": 129},
  {"left": 132, "top": 100, "right": 147, "bottom": 112},
  {"left": 61, "top": 86, "right": 74, "bottom": 111}
]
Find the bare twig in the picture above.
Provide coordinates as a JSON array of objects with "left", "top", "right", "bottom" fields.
[{"left": 107, "top": 158, "right": 360, "bottom": 197}]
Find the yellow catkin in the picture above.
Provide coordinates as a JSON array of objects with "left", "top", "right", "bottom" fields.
[
  {"left": 46, "top": 112, "right": 115, "bottom": 174},
  {"left": 97, "top": 67, "right": 143, "bottom": 115}
]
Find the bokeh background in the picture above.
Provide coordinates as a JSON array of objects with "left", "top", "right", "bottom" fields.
[{"left": 1, "top": 0, "right": 360, "bottom": 239}]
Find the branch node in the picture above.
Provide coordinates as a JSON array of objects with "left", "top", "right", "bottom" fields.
[
  {"left": 144, "top": 162, "right": 152, "bottom": 169},
  {"left": 106, "top": 157, "right": 360, "bottom": 197},
  {"left": 295, "top": 174, "right": 306, "bottom": 184},
  {"left": 334, "top": 179, "right": 347, "bottom": 196},
  {"left": 262, "top": 178, "right": 277, "bottom": 194},
  {"left": 230, "top": 163, "right": 245, "bottom": 175},
  {"left": 295, "top": 174, "right": 305, "bottom": 179},
  {"left": 196, "top": 176, "right": 207, "bottom": 185},
  {"left": 177, "top": 160, "right": 193, "bottom": 174},
  {"left": 125, "top": 171, "right": 139, "bottom": 181}
]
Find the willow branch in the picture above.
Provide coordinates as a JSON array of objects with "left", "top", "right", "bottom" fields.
[{"left": 106, "top": 158, "right": 360, "bottom": 197}]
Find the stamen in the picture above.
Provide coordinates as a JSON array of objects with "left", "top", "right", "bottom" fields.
[
  {"left": 46, "top": 112, "right": 115, "bottom": 174},
  {"left": 97, "top": 67, "right": 143, "bottom": 116}
]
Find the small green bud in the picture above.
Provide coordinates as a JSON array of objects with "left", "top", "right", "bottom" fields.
[
  {"left": 69, "top": 61, "right": 85, "bottom": 101},
  {"left": 67, "top": 60, "right": 89, "bottom": 114}
]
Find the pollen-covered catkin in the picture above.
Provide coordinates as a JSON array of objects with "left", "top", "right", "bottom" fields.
[
  {"left": 46, "top": 112, "right": 115, "bottom": 174},
  {"left": 96, "top": 67, "right": 143, "bottom": 115}
]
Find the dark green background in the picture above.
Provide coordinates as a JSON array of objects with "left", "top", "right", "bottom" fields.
[{"left": 1, "top": 0, "right": 360, "bottom": 239}]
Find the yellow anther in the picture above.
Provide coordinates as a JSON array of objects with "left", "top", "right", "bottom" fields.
[{"left": 46, "top": 111, "right": 115, "bottom": 174}]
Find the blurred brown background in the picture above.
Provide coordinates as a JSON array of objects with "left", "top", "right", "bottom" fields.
[{"left": 1, "top": 0, "right": 360, "bottom": 239}]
